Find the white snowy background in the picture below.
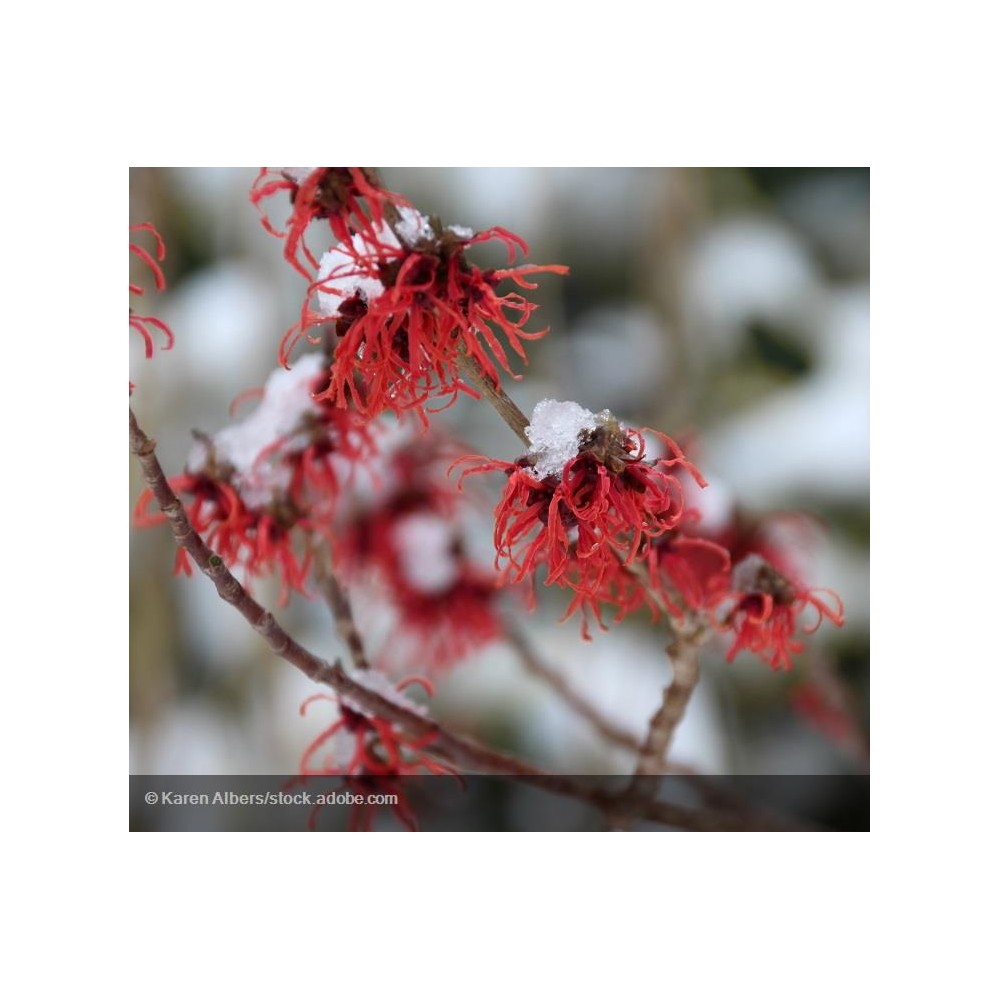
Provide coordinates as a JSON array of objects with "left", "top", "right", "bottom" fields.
[{"left": 129, "top": 168, "right": 869, "bottom": 782}]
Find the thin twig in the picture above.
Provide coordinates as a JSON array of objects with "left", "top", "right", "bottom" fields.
[
  {"left": 510, "top": 613, "right": 754, "bottom": 817},
  {"left": 455, "top": 351, "right": 530, "bottom": 446},
  {"left": 631, "top": 628, "right": 708, "bottom": 781},
  {"left": 507, "top": 623, "right": 758, "bottom": 817},
  {"left": 312, "top": 548, "right": 370, "bottom": 671},
  {"left": 507, "top": 625, "right": 642, "bottom": 753}
]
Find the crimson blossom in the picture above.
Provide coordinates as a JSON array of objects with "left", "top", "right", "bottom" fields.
[
  {"left": 134, "top": 354, "right": 375, "bottom": 603},
  {"left": 336, "top": 433, "right": 505, "bottom": 673},
  {"left": 280, "top": 204, "right": 568, "bottom": 423},
  {"left": 296, "top": 674, "right": 457, "bottom": 831},
  {"left": 457, "top": 399, "right": 706, "bottom": 638},
  {"left": 649, "top": 530, "right": 733, "bottom": 617},
  {"left": 129, "top": 223, "right": 174, "bottom": 376},
  {"left": 250, "top": 167, "right": 407, "bottom": 279},
  {"left": 721, "top": 552, "right": 844, "bottom": 671},
  {"left": 650, "top": 504, "right": 845, "bottom": 670}
]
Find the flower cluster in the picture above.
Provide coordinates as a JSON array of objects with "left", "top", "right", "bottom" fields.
[
  {"left": 457, "top": 399, "right": 706, "bottom": 638},
  {"left": 336, "top": 431, "right": 505, "bottom": 673},
  {"left": 278, "top": 201, "right": 567, "bottom": 422},
  {"left": 134, "top": 355, "right": 375, "bottom": 602},
  {"left": 129, "top": 223, "right": 174, "bottom": 382},
  {"left": 296, "top": 674, "right": 457, "bottom": 831}
]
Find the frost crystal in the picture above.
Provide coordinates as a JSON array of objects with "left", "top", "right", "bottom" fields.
[
  {"left": 391, "top": 512, "right": 459, "bottom": 594},
  {"left": 448, "top": 224, "right": 474, "bottom": 240},
  {"left": 314, "top": 206, "right": 438, "bottom": 316},
  {"left": 316, "top": 240, "right": 387, "bottom": 314},
  {"left": 525, "top": 399, "right": 600, "bottom": 479},
  {"left": 187, "top": 354, "right": 324, "bottom": 510}
]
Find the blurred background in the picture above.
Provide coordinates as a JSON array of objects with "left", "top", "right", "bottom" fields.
[{"left": 130, "top": 168, "right": 869, "bottom": 798}]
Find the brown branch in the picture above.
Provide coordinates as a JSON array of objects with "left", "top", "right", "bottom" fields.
[
  {"left": 312, "top": 548, "right": 370, "bottom": 671},
  {"left": 455, "top": 351, "right": 531, "bottom": 446},
  {"left": 130, "top": 406, "right": 774, "bottom": 829},
  {"left": 631, "top": 628, "right": 708, "bottom": 781},
  {"left": 507, "top": 625, "right": 642, "bottom": 754},
  {"left": 508, "top": 619, "right": 753, "bottom": 816}
]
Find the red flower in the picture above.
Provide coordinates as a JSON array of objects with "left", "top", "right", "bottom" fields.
[
  {"left": 648, "top": 533, "right": 732, "bottom": 616},
  {"left": 135, "top": 470, "right": 313, "bottom": 602},
  {"left": 650, "top": 501, "right": 845, "bottom": 669},
  {"left": 129, "top": 223, "right": 174, "bottom": 370},
  {"left": 386, "top": 572, "right": 503, "bottom": 671},
  {"left": 337, "top": 434, "right": 505, "bottom": 671},
  {"left": 699, "top": 509, "right": 816, "bottom": 586},
  {"left": 722, "top": 553, "right": 844, "bottom": 671},
  {"left": 283, "top": 212, "right": 567, "bottom": 422},
  {"left": 457, "top": 400, "right": 705, "bottom": 638},
  {"left": 250, "top": 167, "right": 407, "bottom": 279},
  {"left": 296, "top": 674, "right": 457, "bottom": 831},
  {"left": 134, "top": 355, "right": 375, "bottom": 603}
]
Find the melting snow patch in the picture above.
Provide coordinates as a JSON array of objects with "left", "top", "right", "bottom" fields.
[
  {"left": 525, "top": 399, "right": 604, "bottom": 479},
  {"left": 188, "top": 354, "right": 324, "bottom": 510}
]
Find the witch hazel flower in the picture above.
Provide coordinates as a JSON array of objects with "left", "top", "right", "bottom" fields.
[
  {"left": 250, "top": 167, "right": 407, "bottom": 279},
  {"left": 368, "top": 511, "right": 504, "bottom": 673},
  {"left": 337, "top": 433, "right": 505, "bottom": 672},
  {"left": 296, "top": 673, "right": 457, "bottom": 831},
  {"left": 650, "top": 497, "right": 844, "bottom": 669},
  {"left": 283, "top": 206, "right": 568, "bottom": 422},
  {"left": 134, "top": 354, "right": 375, "bottom": 603},
  {"left": 129, "top": 223, "right": 174, "bottom": 381},
  {"left": 720, "top": 552, "right": 844, "bottom": 671},
  {"left": 648, "top": 531, "right": 733, "bottom": 616},
  {"left": 456, "top": 399, "right": 706, "bottom": 638},
  {"left": 641, "top": 465, "right": 845, "bottom": 668}
]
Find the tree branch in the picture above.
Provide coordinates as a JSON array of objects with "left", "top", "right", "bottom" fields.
[{"left": 631, "top": 628, "right": 708, "bottom": 780}]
